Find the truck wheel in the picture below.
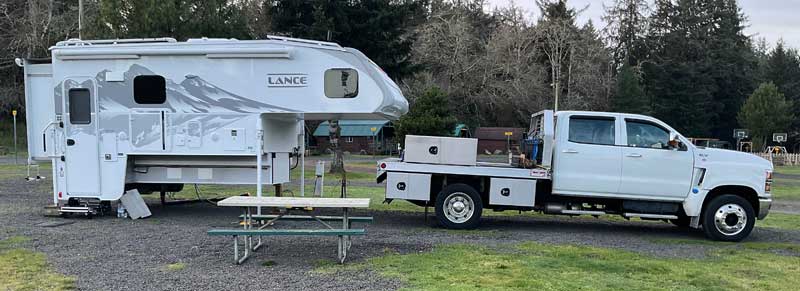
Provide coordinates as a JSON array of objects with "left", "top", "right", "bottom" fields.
[
  {"left": 435, "top": 184, "right": 482, "bottom": 229},
  {"left": 702, "top": 195, "right": 755, "bottom": 242}
]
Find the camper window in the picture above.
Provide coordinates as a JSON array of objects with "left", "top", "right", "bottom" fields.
[
  {"left": 68, "top": 88, "right": 91, "bottom": 125},
  {"left": 134, "top": 75, "right": 167, "bottom": 104},
  {"left": 324, "top": 69, "right": 358, "bottom": 98}
]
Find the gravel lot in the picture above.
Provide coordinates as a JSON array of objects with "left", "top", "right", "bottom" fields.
[{"left": 2, "top": 175, "right": 799, "bottom": 291}]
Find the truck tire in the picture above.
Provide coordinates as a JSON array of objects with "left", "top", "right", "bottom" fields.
[
  {"left": 702, "top": 194, "right": 755, "bottom": 242},
  {"left": 435, "top": 183, "right": 483, "bottom": 229}
]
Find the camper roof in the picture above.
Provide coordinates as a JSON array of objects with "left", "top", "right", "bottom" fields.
[{"left": 54, "top": 36, "right": 343, "bottom": 51}]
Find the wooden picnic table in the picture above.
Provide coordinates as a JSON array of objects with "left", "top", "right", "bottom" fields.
[{"left": 211, "top": 196, "right": 371, "bottom": 264}]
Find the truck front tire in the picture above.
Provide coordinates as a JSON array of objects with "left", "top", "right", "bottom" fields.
[
  {"left": 435, "top": 184, "right": 483, "bottom": 229},
  {"left": 702, "top": 194, "right": 755, "bottom": 242}
]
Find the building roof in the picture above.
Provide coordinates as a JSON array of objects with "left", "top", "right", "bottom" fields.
[
  {"left": 313, "top": 120, "right": 391, "bottom": 137},
  {"left": 475, "top": 127, "right": 524, "bottom": 140}
]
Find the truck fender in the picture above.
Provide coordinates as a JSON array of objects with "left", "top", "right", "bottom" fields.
[{"left": 682, "top": 184, "right": 759, "bottom": 218}]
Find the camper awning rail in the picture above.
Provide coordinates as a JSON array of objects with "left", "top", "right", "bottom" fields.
[
  {"left": 54, "top": 47, "right": 293, "bottom": 60},
  {"left": 56, "top": 38, "right": 178, "bottom": 46}
]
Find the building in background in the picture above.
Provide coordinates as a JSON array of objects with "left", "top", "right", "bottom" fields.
[{"left": 313, "top": 120, "right": 395, "bottom": 155}]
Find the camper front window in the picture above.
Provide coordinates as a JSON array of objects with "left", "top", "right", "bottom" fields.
[
  {"left": 324, "top": 69, "right": 358, "bottom": 98},
  {"left": 134, "top": 75, "right": 167, "bottom": 104}
]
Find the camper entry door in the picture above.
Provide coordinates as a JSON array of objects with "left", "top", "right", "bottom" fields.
[{"left": 63, "top": 77, "right": 101, "bottom": 196}]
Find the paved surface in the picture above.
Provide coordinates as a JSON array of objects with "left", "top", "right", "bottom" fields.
[{"left": 2, "top": 176, "right": 799, "bottom": 291}]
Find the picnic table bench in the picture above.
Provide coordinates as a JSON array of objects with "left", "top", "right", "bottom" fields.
[{"left": 209, "top": 196, "right": 371, "bottom": 264}]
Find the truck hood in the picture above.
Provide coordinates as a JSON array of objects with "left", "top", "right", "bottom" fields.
[{"left": 695, "top": 148, "right": 773, "bottom": 172}]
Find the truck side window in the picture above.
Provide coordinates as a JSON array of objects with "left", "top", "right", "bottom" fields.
[
  {"left": 568, "top": 117, "right": 615, "bottom": 145},
  {"left": 626, "top": 120, "right": 669, "bottom": 149},
  {"left": 68, "top": 88, "right": 91, "bottom": 125},
  {"left": 324, "top": 69, "right": 358, "bottom": 98},
  {"left": 134, "top": 75, "right": 167, "bottom": 104}
]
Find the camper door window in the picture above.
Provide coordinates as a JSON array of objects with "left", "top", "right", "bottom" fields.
[
  {"left": 324, "top": 69, "right": 358, "bottom": 98},
  {"left": 68, "top": 88, "right": 91, "bottom": 125},
  {"left": 134, "top": 75, "right": 167, "bottom": 104}
]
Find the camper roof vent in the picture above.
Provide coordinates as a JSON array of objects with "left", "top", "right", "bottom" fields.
[
  {"left": 266, "top": 35, "right": 342, "bottom": 48},
  {"left": 56, "top": 38, "right": 178, "bottom": 46}
]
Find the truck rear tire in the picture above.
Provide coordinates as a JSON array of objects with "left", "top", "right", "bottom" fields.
[
  {"left": 435, "top": 184, "right": 483, "bottom": 229},
  {"left": 702, "top": 194, "right": 755, "bottom": 242}
]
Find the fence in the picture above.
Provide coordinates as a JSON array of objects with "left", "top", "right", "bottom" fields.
[{"left": 754, "top": 153, "right": 800, "bottom": 166}]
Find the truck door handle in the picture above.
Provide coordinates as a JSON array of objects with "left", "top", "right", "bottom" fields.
[
  {"left": 562, "top": 149, "right": 579, "bottom": 154},
  {"left": 626, "top": 153, "right": 642, "bottom": 158},
  {"left": 66, "top": 139, "right": 75, "bottom": 146}
]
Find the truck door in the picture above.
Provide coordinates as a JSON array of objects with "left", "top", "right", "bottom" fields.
[
  {"left": 619, "top": 119, "right": 693, "bottom": 199},
  {"left": 64, "top": 79, "right": 101, "bottom": 196},
  {"left": 552, "top": 114, "right": 622, "bottom": 196}
]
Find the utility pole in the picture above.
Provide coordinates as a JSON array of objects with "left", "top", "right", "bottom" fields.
[
  {"left": 13, "top": 110, "right": 18, "bottom": 165},
  {"left": 78, "top": 0, "right": 83, "bottom": 39}
]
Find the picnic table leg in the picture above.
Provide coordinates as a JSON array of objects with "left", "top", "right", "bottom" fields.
[
  {"left": 236, "top": 207, "right": 251, "bottom": 264},
  {"left": 338, "top": 207, "right": 349, "bottom": 263},
  {"left": 234, "top": 235, "right": 239, "bottom": 263}
]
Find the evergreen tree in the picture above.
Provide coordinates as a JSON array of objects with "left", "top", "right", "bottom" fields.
[
  {"left": 738, "top": 82, "right": 794, "bottom": 150},
  {"left": 603, "top": 0, "right": 650, "bottom": 67},
  {"left": 643, "top": 0, "right": 755, "bottom": 138},
  {"left": 90, "top": 0, "right": 250, "bottom": 40},
  {"left": 612, "top": 65, "right": 648, "bottom": 114},
  {"left": 271, "top": 0, "right": 427, "bottom": 79},
  {"left": 395, "top": 86, "right": 458, "bottom": 143},
  {"left": 764, "top": 40, "right": 800, "bottom": 135}
]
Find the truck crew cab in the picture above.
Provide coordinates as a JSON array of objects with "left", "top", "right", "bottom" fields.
[{"left": 377, "top": 110, "right": 773, "bottom": 241}]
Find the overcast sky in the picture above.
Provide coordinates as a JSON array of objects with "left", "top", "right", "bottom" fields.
[{"left": 486, "top": 0, "right": 800, "bottom": 49}]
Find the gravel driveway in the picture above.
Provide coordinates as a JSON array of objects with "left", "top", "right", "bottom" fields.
[{"left": 2, "top": 177, "right": 799, "bottom": 291}]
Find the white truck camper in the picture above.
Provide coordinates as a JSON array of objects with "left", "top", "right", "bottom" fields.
[
  {"left": 18, "top": 36, "right": 408, "bottom": 216},
  {"left": 378, "top": 110, "right": 774, "bottom": 241}
]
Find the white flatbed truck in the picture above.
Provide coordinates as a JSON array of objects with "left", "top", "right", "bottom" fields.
[{"left": 377, "top": 110, "right": 773, "bottom": 241}]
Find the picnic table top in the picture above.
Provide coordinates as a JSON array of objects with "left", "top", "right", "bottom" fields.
[{"left": 217, "top": 196, "right": 371, "bottom": 208}]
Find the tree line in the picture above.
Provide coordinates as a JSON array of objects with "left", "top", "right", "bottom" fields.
[{"left": 0, "top": 0, "right": 797, "bottom": 149}]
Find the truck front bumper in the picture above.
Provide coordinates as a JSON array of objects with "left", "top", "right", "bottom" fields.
[{"left": 758, "top": 198, "right": 772, "bottom": 220}]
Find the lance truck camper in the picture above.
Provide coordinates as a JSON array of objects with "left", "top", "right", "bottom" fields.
[{"left": 17, "top": 36, "right": 408, "bottom": 215}]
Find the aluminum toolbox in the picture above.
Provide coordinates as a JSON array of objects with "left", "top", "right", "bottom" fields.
[
  {"left": 489, "top": 178, "right": 536, "bottom": 207},
  {"left": 386, "top": 172, "right": 432, "bottom": 201},
  {"left": 404, "top": 135, "right": 478, "bottom": 166}
]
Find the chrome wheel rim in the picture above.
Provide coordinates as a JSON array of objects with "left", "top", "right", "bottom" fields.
[
  {"left": 443, "top": 192, "right": 474, "bottom": 223},
  {"left": 714, "top": 203, "right": 747, "bottom": 236}
]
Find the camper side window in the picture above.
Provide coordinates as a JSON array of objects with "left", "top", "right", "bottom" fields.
[
  {"left": 68, "top": 88, "right": 91, "bottom": 125},
  {"left": 134, "top": 75, "right": 167, "bottom": 104},
  {"left": 324, "top": 69, "right": 358, "bottom": 98}
]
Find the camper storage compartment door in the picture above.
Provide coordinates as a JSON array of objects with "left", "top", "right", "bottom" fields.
[
  {"left": 489, "top": 178, "right": 536, "bottom": 207},
  {"left": 386, "top": 172, "right": 431, "bottom": 201}
]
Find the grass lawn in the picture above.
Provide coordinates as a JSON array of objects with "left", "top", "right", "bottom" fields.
[
  {"left": 758, "top": 212, "right": 800, "bottom": 231},
  {"left": 0, "top": 121, "right": 27, "bottom": 157},
  {"left": 0, "top": 236, "right": 74, "bottom": 291},
  {"left": 772, "top": 166, "right": 800, "bottom": 201},
  {"left": 775, "top": 166, "right": 800, "bottom": 176},
  {"left": 771, "top": 179, "right": 800, "bottom": 201},
  {"left": 343, "top": 241, "right": 800, "bottom": 291}
]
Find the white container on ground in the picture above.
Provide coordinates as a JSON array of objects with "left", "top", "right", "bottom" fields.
[{"left": 119, "top": 189, "right": 152, "bottom": 219}]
